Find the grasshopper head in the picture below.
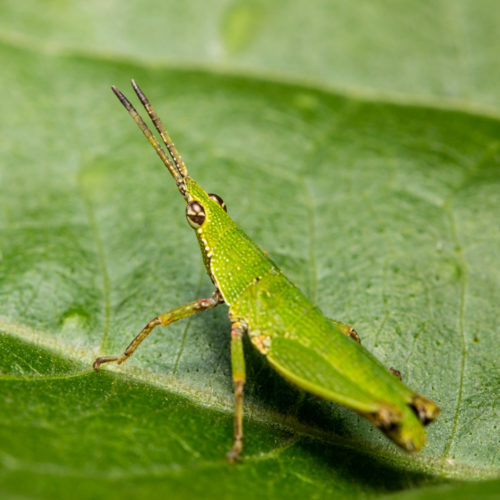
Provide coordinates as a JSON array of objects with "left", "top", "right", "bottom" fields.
[
  {"left": 183, "top": 177, "right": 236, "bottom": 274},
  {"left": 184, "top": 178, "right": 227, "bottom": 229}
]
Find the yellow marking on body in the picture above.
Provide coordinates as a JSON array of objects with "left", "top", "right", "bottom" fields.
[{"left": 251, "top": 334, "right": 272, "bottom": 355}]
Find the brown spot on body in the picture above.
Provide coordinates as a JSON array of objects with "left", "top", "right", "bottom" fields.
[
  {"left": 411, "top": 395, "right": 440, "bottom": 425},
  {"left": 251, "top": 334, "right": 271, "bottom": 355},
  {"left": 367, "top": 404, "right": 403, "bottom": 431}
]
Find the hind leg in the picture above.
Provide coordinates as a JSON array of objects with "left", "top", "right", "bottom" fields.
[{"left": 327, "top": 317, "right": 361, "bottom": 343}]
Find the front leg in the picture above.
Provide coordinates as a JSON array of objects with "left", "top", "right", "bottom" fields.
[
  {"left": 93, "top": 290, "right": 223, "bottom": 370},
  {"left": 226, "top": 320, "right": 247, "bottom": 463}
]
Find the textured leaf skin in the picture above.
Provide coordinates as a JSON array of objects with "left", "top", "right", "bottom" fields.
[
  {"left": 184, "top": 176, "right": 437, "bottom": 451},
  {"left": 1, "top": 2, "right": 500, "bottom": 496}
]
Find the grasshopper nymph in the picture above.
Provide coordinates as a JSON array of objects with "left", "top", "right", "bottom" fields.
[{"left": 93, "top": 81, "right": 440, "bottom": 461}]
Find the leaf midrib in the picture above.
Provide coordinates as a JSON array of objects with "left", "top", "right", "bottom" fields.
[{"left": 1, "top": 316, "right": 497, "bottom": 481}]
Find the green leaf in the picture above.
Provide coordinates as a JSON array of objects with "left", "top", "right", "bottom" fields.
[
  {"left": 381, "top": 477, "right": 500, "bottom": 500},
  {"left": 1, "top": 2, "right": 499, "bottom": 499},
  {"left": 1, "top": 0, "right": 499, "bottom": 112}
]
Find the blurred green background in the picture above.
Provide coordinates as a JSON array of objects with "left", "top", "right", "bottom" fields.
[{"left": 0, "top": 1, "right": 499, "bottom": 499}]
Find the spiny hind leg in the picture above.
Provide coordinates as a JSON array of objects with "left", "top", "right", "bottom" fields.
[
  {"left": 93, "top": 290, "right": 223, "bottom": 370},
  {"left": 327, "top": 317, "right": 361, "bottom": 343},
  {"left": 226, "top": 320, "right": 247, "bottom": 463}
]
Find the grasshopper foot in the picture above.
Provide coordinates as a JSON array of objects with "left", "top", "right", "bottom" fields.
[
  {"left": 92, "top": 355, "right": 124, "bottom": 371},
  {"left": 226, "top": 439, "right": 243, "bottom": 464}
]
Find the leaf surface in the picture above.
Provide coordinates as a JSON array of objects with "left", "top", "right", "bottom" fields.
[{"left": 1, "top": 2, "right": 499, "bottom": 499}]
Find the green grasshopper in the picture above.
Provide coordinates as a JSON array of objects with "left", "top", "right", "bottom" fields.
[{"left": 93, "top": 80, "right": 440, "bottom": 461}]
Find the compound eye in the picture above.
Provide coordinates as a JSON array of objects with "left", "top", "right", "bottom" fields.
[
  {"left": 208, "top": 193, "right": 227, "bottom": 212},
  {"left": 186, "top": 201, "right": 206, "bottom": 228}
]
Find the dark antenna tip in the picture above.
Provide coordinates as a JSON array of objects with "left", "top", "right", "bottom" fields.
[
  {"left": 110, "top": 85, "right": 134, "bottom": 113},
  {"left": 129, "top": 80, "right": 188, "bottom": 178},
  {"left": 131, "top": 80, "right": 147, "bottom": 105},
  {"left": 109, "top": 82, "right": 183, "bottom": 183}
]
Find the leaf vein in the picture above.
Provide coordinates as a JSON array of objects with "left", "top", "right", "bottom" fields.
[
  {"left": 77, "top": 172, "right": 111, "bottom": 354},
  {"left": 442, "top": 202, "right": 468, "bottom": 458}
]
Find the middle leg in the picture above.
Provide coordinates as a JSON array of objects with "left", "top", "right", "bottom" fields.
[{"left": 226, "top": 320, "right": 247, "bottom": 463}]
